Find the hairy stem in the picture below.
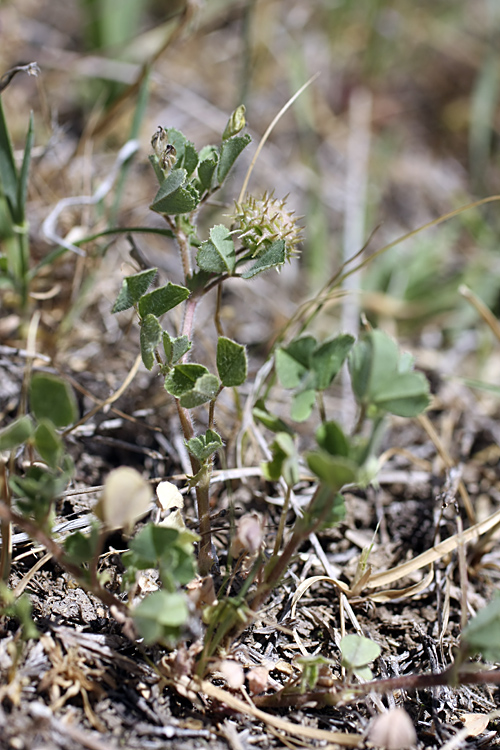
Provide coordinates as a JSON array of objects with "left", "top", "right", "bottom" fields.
[
  {"left": 174, "top": 400, "right": 215, "bottom": 575},
  {"left": 253, "top": 665, "right": 500, "bottom": 709}
]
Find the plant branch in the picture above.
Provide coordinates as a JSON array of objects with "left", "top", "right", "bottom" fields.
[
  {"left": 0, "top": 501, "right": 129, "bottom": 618},
  {"left": 253, "top": 665, "right": 500, "bottom": 709}
]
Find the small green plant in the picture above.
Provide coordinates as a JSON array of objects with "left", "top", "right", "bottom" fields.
[
  {"left": 105, "top": 114, "right": 432, "bottom": 665},
  {"left": 4, "top": 98, "right": 500, "bottom": 715}
]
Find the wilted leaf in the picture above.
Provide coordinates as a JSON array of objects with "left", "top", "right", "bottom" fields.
[{"left": 460, "top": 713, "right": 489, "bottom": 737}]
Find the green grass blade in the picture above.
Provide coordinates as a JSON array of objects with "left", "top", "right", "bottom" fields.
[
  {"left": 0, "top": 95, "right": 19, "bottom": 220},
  {"left": 17, "top": 111, "right": 34, "bottom": 224}
]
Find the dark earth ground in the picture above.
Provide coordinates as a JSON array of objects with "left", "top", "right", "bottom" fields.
[{"left": 2, "top": 1, "right": 500, "bottom": 748}]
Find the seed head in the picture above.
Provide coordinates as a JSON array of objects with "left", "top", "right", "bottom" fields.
[{"left": 232, "top": 192, "right": 302, "bottom": 261}]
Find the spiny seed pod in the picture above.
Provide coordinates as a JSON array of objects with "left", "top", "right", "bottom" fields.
[{"left": 232, "top": 192, "right": 302, "bottom": 261}]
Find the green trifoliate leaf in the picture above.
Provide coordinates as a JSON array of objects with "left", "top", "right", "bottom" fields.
[
  {"left": 340, "top": 634, "right": 381, "bottom": 670},
  {"left": 140, "top": 314, "right": 162, "bottom": 370},
  {"left": 311, "top": 334, "right": 355, "bottom": 391},
  {"left": 138, "top": 282, "right": 190, "bottom": 318},
  {"left": 252, "top": 399, "right": 293, "bottom": 435},
  {"left": 315, "top": 421, "right": 350, "bottom": 458},
  {"left": 179, "top": 373, "right": 219, "bottom": 408},
  {"left": 33, "top": 420, "right": 63, "bottom": 468},
  {"left": 197, "top": 157, "right": 218, "bottom": 192},
  {"left": 164, "top": 364, "right": 219, "bottom": 408},
  {"left": 164, "top": 364, "right": 210, "bottom": 397},
  {"left": 290, "top": 390, "right": 316, "bottom": 422},
  {"left": 152, "top": 183, "right": 199, "bottom": 215},
  {"left": 163, "top": 332, "right": 191, "bottom": 366},
  {"left": 216, "top": 336, "right": 247, "bottom": 386},
  {"left": 64, "top": 524, "right": 100, "bottom": 566},
  {"left": 305, "top": 488, "right": 346, "bottom": 531},
  {"left": 217, "top": 133, "right": 251, "bottom": 184},
  {"left": 0, "top": 415, "right": 34, "bottom": 451},
  {"left": 182, "top": 141, "right": 198, "bottom": 177},
  {"left": 306, "top": 450, "right": 357, "bottom": 491},
  {"left": 461, "top": 594, "right": 500, "bottom": 662},
  {"left": 275, "top": 335, "right": 316, "bottom": 388},
  {"left": 112, "top": 268, "right": 158, "bottom": 313},
  {"left": 262, "top": 432, "right": 299, "bottom": 486},
  {"left": 198, "top": 144, "right": 218, "bottom": 162},
  {"left": 30, "top": 373, "right": 78, "bottom": 428},
  {"left": 369, "top": 372, "right": 431, "bottom": 417},
  {"left": 186, "top": 429, "right": 223, "bottom": 462},
  {"left": 133, "top": 590, "right": 189, "bottom": 645},
  {"left": 348, "top": 330, "right": 430, "bottom": 417},
  {"left": 241, "top": 239, "right": 286, "bottom": 278},
  {"left": 197, "top": 225, "right": 236, "bottom": 275},
  {"left": 150, "top": 168, "right": 186, "bottom": 206},
  {"left": 130, "top": 524, "right": 181, "bottom": 564}
]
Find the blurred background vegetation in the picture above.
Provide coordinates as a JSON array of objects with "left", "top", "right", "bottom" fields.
[{"left": 1, "top": 0, "right": 500, "bottom": 379}]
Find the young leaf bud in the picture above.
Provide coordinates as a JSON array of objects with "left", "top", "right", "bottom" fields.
[{"left": 222, "top": 105, "right": 246, "bottom": 140}]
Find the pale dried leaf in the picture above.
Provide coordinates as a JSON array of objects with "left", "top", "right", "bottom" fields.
[
  {"left": 156, "top": 480, "right": 184, "bottom": 511},
  {"left": 99, "top": 467, "right": 152, "bottom": 532},
  {"left": 367, "top": 708, "right": 417, "bottom": 749},
  {"left": 460, "top": 713, "right": 489, "bottom": 736},
  {"left": 218, "top": 660, "right": 244, "bottom": 689}
]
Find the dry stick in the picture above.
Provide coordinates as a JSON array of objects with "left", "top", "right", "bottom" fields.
[
  {"left": 459, "top": 284, "right": 500, "bottom": 343},
  {"left": 237, "top": 72, "right": 320, "bottom": 203},
  {"left": 252, "top": 666, "right": 500, "bottom": 710},
  {"left": 341, "top": 87, "right": 372, "bottom": 431},
  {"left": 62, "top": 354, "right": 142, "bottom": 436},
  {"left": 196, "top": 678, "right": 362, "bottom": 748},
  {"left": 417, "top": 413, "right": 475, "bottom": 524}
]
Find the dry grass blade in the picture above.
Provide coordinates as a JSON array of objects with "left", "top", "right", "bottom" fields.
[
  {"left": 459, "top": 284, "right": 500, "bottom": 343},
  {"left": 366, "top": 506, "right": 500, "bottom": 590},
  {"left": 197, "top": 679, "right": 362, "bottom": 747},
  {"left": 62, "top": 354, "right": 142, "bottom": 436},
  {"left": 417, "top": 413, "right": 475, "bottom": 523},
  {"left": 237, "top": 73, "right": 320, "bottom": 203},
  {"left": 290, "top": 506, "right": 500, "bottom": 603}
]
